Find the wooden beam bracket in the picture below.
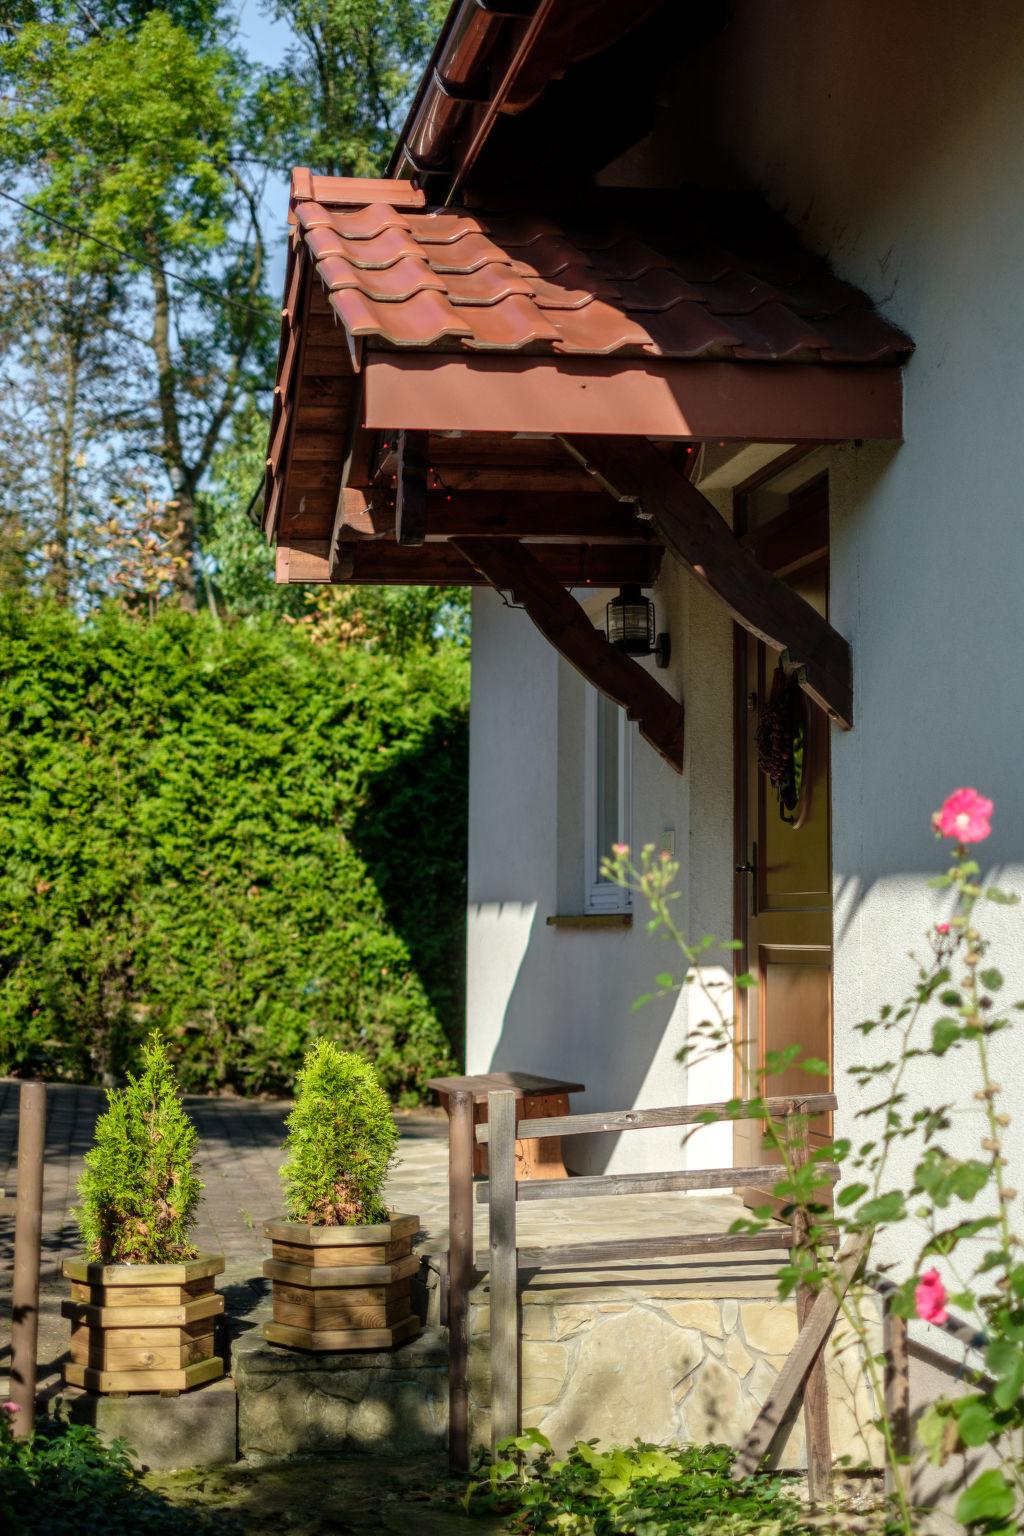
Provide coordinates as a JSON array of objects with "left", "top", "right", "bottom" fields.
[
  {"left": 452, "top": 537, "right": 685, "bottom": 772},
  {"left": 561, "top": 436, "right": 853, "bottom": 729},
  {"left": 396, "top": 429, "right": 428, "bottom": 546}
]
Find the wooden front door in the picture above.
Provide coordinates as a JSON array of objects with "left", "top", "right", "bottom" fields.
[{"left": 733, "top": 481, "right": 833, "bottom": 1190}]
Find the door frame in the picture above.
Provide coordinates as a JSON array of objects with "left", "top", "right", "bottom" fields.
[{"left": 732, "top": 471, "right": 833, "bottom": 1161}]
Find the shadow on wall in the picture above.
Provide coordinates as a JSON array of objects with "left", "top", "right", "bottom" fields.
[
  {"left": 350, "top": 712, "right": 470, "bottom": 1066},
  {"left": 472, "top": 898, "right": 685, "bottom": 1175}
]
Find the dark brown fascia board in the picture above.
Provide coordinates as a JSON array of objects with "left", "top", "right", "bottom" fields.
[{"left": 362, "top": 354, "right": 903, "bottom": 444}]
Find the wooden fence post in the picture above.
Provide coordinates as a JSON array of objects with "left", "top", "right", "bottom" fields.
[
  {"left": 488, "top": 1089, "right": 519, "bottom": 1453},
  {"left": 789, "top": 1105, "right": 832, "bottom": 1502},
  {"left": 883, "top": 1296, "right": 911, "bottom": 1499},
  {"left": 447, "top": 1088, "right": 474, "bottom": 1471},
  {"left": 10, "top": 1080, "right": 45, "bottom": 1436}
]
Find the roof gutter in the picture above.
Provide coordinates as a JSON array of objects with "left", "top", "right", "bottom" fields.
[
  {"left": 445, "top": 0, "right": 558, "bottom": 203},
  {"left": 389, "top": 0, "right": 542, "bottom": 193}
]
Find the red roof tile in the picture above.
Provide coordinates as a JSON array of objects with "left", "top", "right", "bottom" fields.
[{"left": 285, "top": 178, "right": 913, "bottom": 367}]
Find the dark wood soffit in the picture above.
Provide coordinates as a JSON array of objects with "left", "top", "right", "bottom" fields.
[
  {"left": 562, "top": 436, "right": 853, "bottom": 730},
  {"left": 451, "top": 537, "right": 685, "bottom": 774},
  {"left": 327, "top": 487, "right": 651, "bottom": 571},
  {"left": 282, "top": 537, "right": 663, "bottom": 588}
]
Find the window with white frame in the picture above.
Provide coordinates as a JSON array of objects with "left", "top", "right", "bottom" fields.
[{"left": 584, "top": 686, "right": 631, "bottom": 912}]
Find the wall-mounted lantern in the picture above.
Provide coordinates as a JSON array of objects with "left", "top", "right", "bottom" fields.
[{"left": 605, "top": 585, "right": 671, "bottom": 668}]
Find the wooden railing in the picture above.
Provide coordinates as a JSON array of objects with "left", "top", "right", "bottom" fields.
[{"left": 443, "top": 1087, "right": 838, "bottom": 1471}]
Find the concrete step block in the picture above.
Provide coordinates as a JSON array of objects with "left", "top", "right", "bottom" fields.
[
  {"left": 234, "top": 1324, "right": 448, "bottom": 1463},
  {"left": 56, "top": 1375, "right": 237, "bottom": 1470}
]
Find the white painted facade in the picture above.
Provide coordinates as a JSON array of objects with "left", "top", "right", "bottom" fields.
[{"left": 466, "top": 1, "right": 1024, "bottom": 1208}]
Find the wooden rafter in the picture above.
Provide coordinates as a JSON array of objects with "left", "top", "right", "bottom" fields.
[
  {"left": 452, "top": 538, "right": 685, "bottom": 773},
  {"left": 329, "top": 488, "right": 651, "bottom": 559},
  {"left": 326, "top": 538, "right": 663, "bottom": 588},
  {"left": 563, "top": 436, "right": 853, "bottom": 729},
  {"left": 395, "top": 429, "right": 428, "bottom": 545}
]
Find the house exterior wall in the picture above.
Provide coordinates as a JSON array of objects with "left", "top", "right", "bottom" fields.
[
  {"left": 467, "top": 538, "right": 734, "bottom": 1175},
  {"left": 653, "top": 0, "right": 1024, "bottom": 1260},
  {"left": 466, "top": 1, "right": 1024, "bottom": 1206}
]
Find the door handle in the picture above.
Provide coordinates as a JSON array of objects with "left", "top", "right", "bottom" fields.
[{"left": 735, "top": 843, "right": 758, "bottom": 916}]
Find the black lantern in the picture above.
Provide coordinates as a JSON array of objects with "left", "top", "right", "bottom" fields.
[{"left": 606, "top": 585, "right": 655, "bottom": 654}]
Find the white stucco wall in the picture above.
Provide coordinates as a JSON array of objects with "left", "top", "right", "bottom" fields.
[
  {"left": 466, "top": 0, "right": 1024, "bottom": 1214},
  {"left": 660, "top": 1, "right": 1024, "bottom": 1248},
  {"left": 467, "top": 545, "right": 735, "bottom": 1175}
]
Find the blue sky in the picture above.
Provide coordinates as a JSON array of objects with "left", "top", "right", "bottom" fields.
[{"left": 233, "top": 1, "right": 296, "bottom": 292}]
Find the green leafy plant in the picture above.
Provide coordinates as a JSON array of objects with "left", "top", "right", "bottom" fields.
[
  {"left": 75, "top": 1032, "right": 201, "bottom": 1264},
  {"left": 0, "top": 595, "right": 463, "bottom": 1098},
  {"left": 281, "top": 1040, "right": 398, "bottom": 1224},
  {"left": 605, "top": 787, "right": 1024, "bottom": 1536},
  {"left": 463, "top": 1431, "right": 808, "bottom": 1535},
  {"left": 0, "top": 1404, "right": 236, "bottom": 1534}
]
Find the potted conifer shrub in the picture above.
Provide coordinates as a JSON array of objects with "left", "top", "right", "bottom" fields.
[
  {"left": 262, "top": 1040, "right": 421, "bottom": 1351},
  {"left": 62, "top": 1033, "right": 225, "bottom": 1394}
]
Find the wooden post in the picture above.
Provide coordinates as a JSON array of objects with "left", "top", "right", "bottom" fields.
[
  {"left": 447, "top": 1088, "right": 474, "bottom": 1471},
  {"left": 488, "top": 1089, "right": 519, "bottom": 1453},
  {"left": 10, "top": 1080, "right": 45, "bottom": 1436},
  {"left": 789, "top": 1109, "right": 832, "bottom": 1502},
  {"left": 732, "top": 1232, "right": 869, "bottom": 1480},
  {"left": 884, "top": 1297, "right": 911, "bottom": 1499}
]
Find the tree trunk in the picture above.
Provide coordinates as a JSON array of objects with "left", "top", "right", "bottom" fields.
[{"left": 147, "top": 252, "right": 197, "bottom": 610}]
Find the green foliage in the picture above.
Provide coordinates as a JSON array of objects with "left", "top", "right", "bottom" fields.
[
  {"left": 281, "top": 1040, "right": 398, "bottom": 1224},
  {"left": 0, "top": 1409, "right": 235, "bottom": 1535},
  {"left": 0, "top": 595, "right": 464, "bottom": 1098},
  {"left": 76, "top": 1033, "right": 202, "bottom": 1263},
  {"left": 262, "top": 0, "right": 448, "bottom": 176},
  {"left": 464, "top": 1433, "right": 807, "bottom": 1535},
  {"left": 609, "top": 807, "right": 1024, "bottom": 1536},
  {"left": 0, "top": 4, "right": 277, "bottom": 600},
  {"left": 198, "top": 402, "right": 471, "bottom": 650}
]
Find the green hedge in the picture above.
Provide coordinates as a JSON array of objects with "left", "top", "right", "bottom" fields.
[{"left": 0, "top": 598, "right": 466, "bottom": 1099}]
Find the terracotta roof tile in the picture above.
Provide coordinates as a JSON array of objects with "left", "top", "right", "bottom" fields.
[
  {"left": 638, "top": 302, "right": 744, "bottom": 359},
  {"left": 444, "top": 266, "right": 536, "bottom": 305},
  {"left": 551, "top": 298, "right": 653, "bottom": 355},
  {"left": 283, "top": 178, "right": 914, "bottom": 366},
  {"left": 316, "top": 252, "right": 447, "bottom": 302},
  {"left": 461, "top": 295, "right": 564, "bottom": 349},
  {"left": 328, "top": 287, "right": 474, "bottom": 345},
  {"left": 321, "top": 203, "right": 420, "bottom": 241}
]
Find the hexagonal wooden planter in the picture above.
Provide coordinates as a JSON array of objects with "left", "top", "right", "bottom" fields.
[
  {"left": 262, "top": 1213, "right": 421, "bottom": 1351},
  {"left": 62, "top": 1254, "right": 225, "bottom": 1394}
]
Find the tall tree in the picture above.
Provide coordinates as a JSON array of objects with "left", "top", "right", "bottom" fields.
[
  {"left": 0, "top": 7, "right": 277, "bottom": 606},
  {"left": 262, "top": 0, "right": 448, "bottom": 175},
  {"left": 0, "top": 231, "right": 136, "bottom": 599}
]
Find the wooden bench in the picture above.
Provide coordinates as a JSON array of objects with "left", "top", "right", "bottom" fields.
[{"left": 425, "top": 1072, "right": 585, "bottom": 1180}]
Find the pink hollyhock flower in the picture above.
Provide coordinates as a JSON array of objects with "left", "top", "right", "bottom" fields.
[
  {"left": 935, "top": 921, "right": 950, "bottom": 935},
  {"left": 611, "top": 843, "right": 629, "bottom": 857},
  {"left": 932, "top": 788, "right": 993, "bottom": 844},
  {"left": 915, "top": 1268, "right": 948, "bottom": 1325},
  {"left": 2, "top": 1401, "right": 19, "bottom": 1414}
]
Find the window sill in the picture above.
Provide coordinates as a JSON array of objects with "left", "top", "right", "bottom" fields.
[{"left": 545, "top": 913, "right": 633, "bottom": 931}]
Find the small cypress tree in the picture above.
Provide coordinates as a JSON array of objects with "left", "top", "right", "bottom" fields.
[
  {"left": 76, "top": 1032, "right": 202, "bottom": 1263},
  {"left": 281, "top": 1041, "right": 398, "bottom": 1225}
]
